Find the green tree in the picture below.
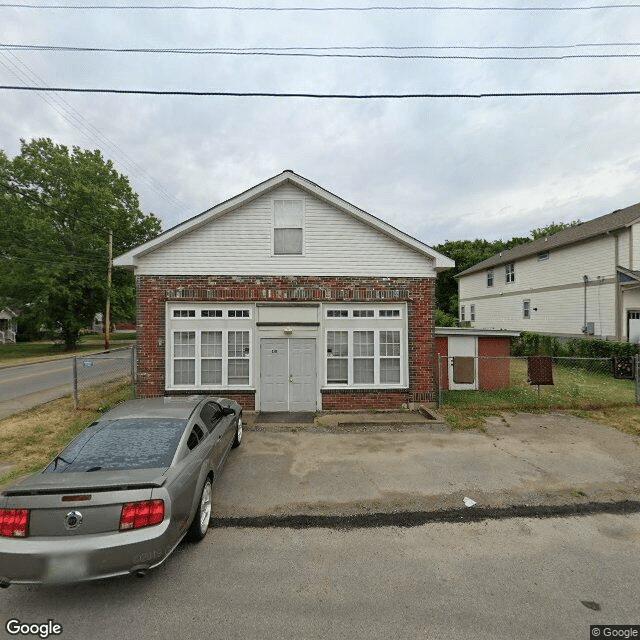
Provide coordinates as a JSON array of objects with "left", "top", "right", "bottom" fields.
[
  {"left": 0, "top": 138, "right": 161, "bottom": 349},
  {"left": 531, "top": 219, "right": 581, "bottom": 239}
]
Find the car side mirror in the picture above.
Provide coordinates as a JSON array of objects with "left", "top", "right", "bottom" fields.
[{"left": 221, "top": 407, "right": 236, "bottom": 416}]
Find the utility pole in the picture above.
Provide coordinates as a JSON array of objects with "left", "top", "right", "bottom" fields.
[{"left": 105, "top": 230, "right": 112, "bottom": 351}]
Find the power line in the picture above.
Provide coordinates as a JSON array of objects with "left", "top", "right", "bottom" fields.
[
  {"left": 3, "top": 44, "right": 640, "bottom": 59},
  {"left": 4, "top": 42, "right": 640, "bottom": 52},
  {"left": 2, "top": 85, "right": 640, "bottom": 97},
  {"left": 0, "top": 51, "right": 188, "bottom": 212},
  {"left": 1, "top": 3, "right": 640, "bottom": 11}
]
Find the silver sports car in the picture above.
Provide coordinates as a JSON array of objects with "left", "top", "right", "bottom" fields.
[{"left": 0, "top": 395, "right": 242, "bottom": 586}]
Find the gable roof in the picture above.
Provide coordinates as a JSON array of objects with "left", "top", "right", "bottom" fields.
[
  {"left": 457, "top": 202, "right": 640, "bottom": 278},
  {"left": 114, "top": 170, "right": 454, "bottom": 271}
]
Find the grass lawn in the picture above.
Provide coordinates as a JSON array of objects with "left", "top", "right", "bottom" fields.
[
  {"left": 0, "top": 332, "right": 136, "bottom": 363},
  {"left": 441, "top": 359, "right": 638, "bottom": 431},
  {"left": 0, "top": 382, "right": 134, "bottom": 488}
]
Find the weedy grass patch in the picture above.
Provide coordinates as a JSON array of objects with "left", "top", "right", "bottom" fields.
[{"left": 0, "top": 382, "right": 133, "bottom": 487}]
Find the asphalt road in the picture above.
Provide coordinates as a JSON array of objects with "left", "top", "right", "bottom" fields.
[
  {"left": 0, "top": 349, "right": 133, "bottom": 418},
  {"left": 1, "top": 513, "right": 638, "bottom": 640}
]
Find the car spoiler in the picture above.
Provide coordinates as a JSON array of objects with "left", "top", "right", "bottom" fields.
[{"left": 1, "top": 468, "right": 168, "bottom": 496}]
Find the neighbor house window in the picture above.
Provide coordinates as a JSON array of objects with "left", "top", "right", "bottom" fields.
[
  {"left": 273, "top": 199, "right": 303, "bottom": 255},
  {"left": 505, "top": 263, "right": 515, "bottom": 283},
  {"left": 523, "top": 300, "right": 531, "bottom": 319},
  {"left": 460, "top": 306, "right": 465, "bottom": 322},
  {"left": 487, "top": 270, "right": 494, "bottom": 287},
  {"left": 470, "top": 305, "right": 475, "bottom": 322},
  {"left": 537, "top": 251, "right": 549, "bottom": 261}
]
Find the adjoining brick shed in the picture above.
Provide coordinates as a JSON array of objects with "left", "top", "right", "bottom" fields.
[
  {"left": 435, "top": 328, "right": 519, "bottom": 391},
  {"left": 114, "top": 171, "right": 454, "bottom": 411}
]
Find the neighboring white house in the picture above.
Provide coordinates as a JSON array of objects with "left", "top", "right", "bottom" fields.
[{"left": 457, "top": 203, "right": 640, "bottom": 342}]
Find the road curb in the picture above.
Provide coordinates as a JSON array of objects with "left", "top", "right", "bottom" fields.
[{"left": 210, "top": 499, "right": 640, "bottom": 530}]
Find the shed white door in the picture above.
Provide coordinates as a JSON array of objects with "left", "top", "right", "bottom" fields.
[
  {"left": 447, "top": 336, "right": 478, "bottom": 390},
  {"left": 260, "top": 338, "right": 317, "bottom": 411}
]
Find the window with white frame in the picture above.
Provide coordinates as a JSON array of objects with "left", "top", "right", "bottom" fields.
[
  {"left": 168, "top": 305, "right": 252, "bottom": 388},
  {"left": 505, "top": 263, "right": 515, "bottom": 283},
  {"left": 460, "top": 306, "right": 465, "bottom": 322},
  {"left": 273, "top": 199, "right": 304, "bottom": 255},
  {"left": 487, "top": 270, "right": 494, "bottom": 287},
  {"left": 326, "top": 331, "right": 348, "bottom": 383},
  {"left": 523, "top": 300, "right": 531, "bottom": 319},
  {"left": 470, "top": 305, "right": 475, "bottom": 322},
  {"left": 537, "top": 251, "right": 549, "bottom": 261},
  {"left": 324, "top": 303, "right": 405, "bottom": 388}
]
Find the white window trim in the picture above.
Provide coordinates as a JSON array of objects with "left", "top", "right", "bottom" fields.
[
  {"left": 323, "top": 327, "right": 405, "bottom": 389},
  {"left": 271, "top": 198, "right": 306, "bottom": 257},
  {"left": 166, "top": 303, "right": 253, "bottom": 391},
  {"left": 487, "top": 270, "right": 494, "bottom": 287},
  {"left": 523, "top": 299, "right": 531, "bottom": 320},
  {"left": 470, "top": 305, "right": 475, "bottom": 322},
  {"left": 505, "top": 263, "right": 516, "bottom": 284}
]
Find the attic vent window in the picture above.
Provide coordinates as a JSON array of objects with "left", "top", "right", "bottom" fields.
[
  {"left": 537, "top": 251, "right": 550, "bottom": 261},
  {"left": 274, "top": 199, "right": 303, "bottom": 255}
]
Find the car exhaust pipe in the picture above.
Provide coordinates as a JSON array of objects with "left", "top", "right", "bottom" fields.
[
  {"left": 0, "top": 577, "right": 11, "bottom": 588},
  {"left": 129, "top": 565, "right": 149, "bottom": 578}
]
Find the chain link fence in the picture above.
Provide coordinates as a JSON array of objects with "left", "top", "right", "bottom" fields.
[
  {"left": 73, "top": 347, "right": 136, "bottom": 410},
  {"left": 437, "top": 354, "right": 640, "bottom": 409}
]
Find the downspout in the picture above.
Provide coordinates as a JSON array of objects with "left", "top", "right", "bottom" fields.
[{"left": 582, "top": 275, "right": 588, "bottom": 334}]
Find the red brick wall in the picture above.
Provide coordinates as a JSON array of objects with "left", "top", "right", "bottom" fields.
[
  {"left": 478, "top": 336, "right": 511, "bottom": 390},
  {"left": 136, "top": 275, "right": 436, "bottom": 407}
]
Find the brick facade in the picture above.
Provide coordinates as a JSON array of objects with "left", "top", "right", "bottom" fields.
[{"left": 136, "top": 274, "right": 436, "bottom": 408}]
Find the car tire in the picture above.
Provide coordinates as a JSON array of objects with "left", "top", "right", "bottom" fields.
[
  {"left": 187, "top": 477, "right": 212, "bottom": 542},
  {"left": 232, "top": 416, "right": 242, "bottom": 448}
]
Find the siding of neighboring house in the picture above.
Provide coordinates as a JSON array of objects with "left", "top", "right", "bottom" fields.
[
  {"left": 459, "top": 230, "right": 632, "bottom": 339},
  {"left": 136, "top": 185, "right": 435, "bottom": 278}
]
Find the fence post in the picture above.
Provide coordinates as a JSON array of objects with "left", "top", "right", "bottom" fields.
[
  {"left": 72, "top": 356, "right": 78, "bottom": 411},
  {"left": 131, "top": 346, "right": 136, "bottom": 399}
]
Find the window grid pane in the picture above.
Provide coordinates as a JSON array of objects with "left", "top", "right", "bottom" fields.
[
  {"left": 174, "top": 359, "right": 195, "bottom": 385},
  {"left": 201, "top": 359, "right": 222, "bottom": 385},
  {"left": 327, "top": 331, "right": 348, "bottom": 357},
  {"left": 174, "top": 331, "right": 195, "bottom": 358},
  {"left": 228, "top": 331, "right": 250, "bottom": 358},
  {"left": 201, "top": 331, "right": 222, "bottom": 358},
  {"left": 228, "top": 360, "right": 249, "bottom": 385},
  {"left": 327, "top": 359, "right": 348, "bottom": 384},
  {"left": 354, "top": 358, "right": 374, "bottom": 384},
  {"left": 380, "top": 331, "right": 400, "bottom": 357},
  {"left": 274, "top": 228, "right": 303, "bottom": 255},
  {"left": 353, "top": 331, "right": 374, "bottom": 357},
  {"left": 380, "top": 358, "right": 401, "bottom": 384}
]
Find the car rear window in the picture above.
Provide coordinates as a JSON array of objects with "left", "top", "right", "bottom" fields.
[{"left": 43, "top": 418, "right": 188, "bottom": 473}]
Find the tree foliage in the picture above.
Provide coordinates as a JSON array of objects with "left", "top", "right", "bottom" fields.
[
  {"left": 0, "top": 138, "right": 161, "bottom": 348},
  {"left": 434, "top": 221, "right": 582, "bottom": 317}
]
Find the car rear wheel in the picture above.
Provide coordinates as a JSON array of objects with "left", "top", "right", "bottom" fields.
[
  {"left": 232, "top": 417, "right": 242, "bottom": 448},
  {"left": 187, "top": 477, "right": 212, "bottom": 542}
]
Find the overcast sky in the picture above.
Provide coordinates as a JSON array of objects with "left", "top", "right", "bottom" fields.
[{"left": 2, "top": 2, "right": 640, "bottom": 249}]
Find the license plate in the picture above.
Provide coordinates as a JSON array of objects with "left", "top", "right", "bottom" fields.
[{"left": 45, "top": 553, "right": 88, "bottom": 584}]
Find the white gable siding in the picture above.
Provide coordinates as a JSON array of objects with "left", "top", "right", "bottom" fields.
[
  {"left": 632, "top": 222, "right": 640, "bottom": 270},
  {"left": 459, "top": 234, "right": 618, "bottom": 338},
  {"left": 135, "top": 185, "right": 435, "bottom": 277}
]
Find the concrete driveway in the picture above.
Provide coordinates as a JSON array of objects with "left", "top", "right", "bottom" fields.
[{"left": 212, "top": 411, "right": 640, "bottom": 521}]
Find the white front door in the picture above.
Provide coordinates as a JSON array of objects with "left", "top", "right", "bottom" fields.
[
  {"left": 447, "top": 336, "right": 478, "bottom": 390},
  {"left": 260, "top": 338, "right": 317, "bottom": 411},
  {"left": 629, "top": 311, "right": 640, "bottom": 344}
]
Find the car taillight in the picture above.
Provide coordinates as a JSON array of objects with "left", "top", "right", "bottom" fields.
[
  {"left": 0, "top": 509, "right": 30, "bottom": 538},
  {"left": 119, "top": 500, "right": 164, "bottom": 530}
]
